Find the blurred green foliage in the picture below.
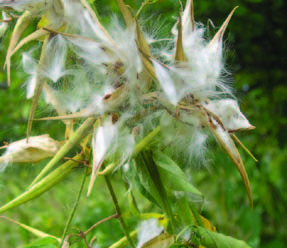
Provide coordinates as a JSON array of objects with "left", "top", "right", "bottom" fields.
[{"left": 0, "top": 0, "right": 286, "bottom": 247}]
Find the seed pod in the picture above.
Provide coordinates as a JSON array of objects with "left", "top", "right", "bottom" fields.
[{"left": 0, "top": 134, "right": 60, "bottom": 171}]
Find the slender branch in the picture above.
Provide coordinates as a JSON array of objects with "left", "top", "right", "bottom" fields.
[
  {"left": 84, "top": 213, "right": 118, "bottom": 235},
  {"left": 104, "top": 170, "right": 136, "bottom": 248},
  {"left": 64, "top": 214, "right": 118, "bottom": 245},
  {"left": 74, "top": 229, "right": 90, "bottom": 248},
  {"left": 59, "top": 167, "right": 88, "bottom": 247}
]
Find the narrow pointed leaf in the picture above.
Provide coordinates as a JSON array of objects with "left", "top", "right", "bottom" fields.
[
  {"left": 135, "top": 151, "right": 175, "bottom": 230},
  {"left": 153, "top": 151, "right": 202, "bottom": 196},
  {"left": 5, "top": 11, "right": 33, "bottom": 85},
  {"left": 30, "top": 117, "right": 96, "bottom": 186},
  {"left": 129, "top": 160, "right": 161, "bottom": 208},
  {"left": 0, "top": 153, "right": 83, "bottom": 214},
  {"left": 0, "top": 216, "right": 61, "bottom": 243}
]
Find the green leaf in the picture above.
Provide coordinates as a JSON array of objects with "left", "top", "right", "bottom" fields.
[
  {"left": 192, "top": 226, "right": 251, "bottom": 248},
  {"left": 153, "top": 151, "right": 202, "bottom": 196},
  {"left": 24, "top": 237, "right": 59, "bottom": 248},
  {"left": 135, "top": 151, "right": 175, "bottom": 230},
  {"left": 174, "top": 194, "right": 195, "bottom": 226},
  {"left": 131, "top": 159, "right": 162, "bottom": 208}
]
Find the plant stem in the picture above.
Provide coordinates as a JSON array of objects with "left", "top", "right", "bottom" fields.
[
  {"left": 109, "top": 230, "right": 138, "bottom": 248},
  {"left": 60, "top": 167, "right": 88, "bottom": 247},
  {"left": 84, "top": 214, "right": 118, "bottom": 235},
  {"left": 132, "top": 126, "right": 161, "bottom": 157},
  {"left": 104, "top": 169, "right": 136, "bottom": 248},
  {"left": 30, "top": 117, "right": 97, "bottom": 186}
]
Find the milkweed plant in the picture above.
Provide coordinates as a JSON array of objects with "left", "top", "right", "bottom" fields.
[{"left": 0, "top": 0, "right": 256, "bottom": 247}]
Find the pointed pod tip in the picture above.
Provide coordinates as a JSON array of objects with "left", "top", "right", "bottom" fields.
[{"left": 209, "top": 6, "right": 239, "bottom": 46}]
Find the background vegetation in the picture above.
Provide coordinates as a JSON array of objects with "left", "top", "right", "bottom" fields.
[{"left": 0, "top": 0, "right": 286, "bottom": 247}]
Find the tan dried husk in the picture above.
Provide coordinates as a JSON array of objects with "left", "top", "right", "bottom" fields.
[{"left": 0, "top": 134, "right": 60, "bottom": 165}]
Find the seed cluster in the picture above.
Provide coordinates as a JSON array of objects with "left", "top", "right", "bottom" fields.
[{"left": 0, "top": 0, "right": 254, "bottom": 203}]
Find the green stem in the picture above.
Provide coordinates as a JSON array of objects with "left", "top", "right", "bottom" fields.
[
  {"left": 109, "top": 230, "right": 138, "bottom": 248},
  {"left": 59, "top": 168, "right": 88, "bottom": 247},
  {"left": 104, "top": 170, "right": 136, "bottom": 248},
  {"left": 30, "top": 117, "right": 96, "bottom": 186},
  {"left": 132, "top": 126, "right": 160, "bottom": 157}
]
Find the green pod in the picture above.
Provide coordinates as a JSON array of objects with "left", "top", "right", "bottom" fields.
[{"left": 0, "top": 154, "right": 83, "bottom": 214}]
